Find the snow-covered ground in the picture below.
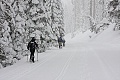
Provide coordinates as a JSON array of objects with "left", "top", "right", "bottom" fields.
[{"left": 0, "top": 24, "right": 120, "bottom": 80}]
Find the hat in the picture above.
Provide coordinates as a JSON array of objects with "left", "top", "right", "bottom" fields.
[{"left": 31, "top": 37, "right": 36, "bottom": 41}]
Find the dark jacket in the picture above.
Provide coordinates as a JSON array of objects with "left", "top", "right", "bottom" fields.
[
  {"left": 27, "top": 38, "right": 38, "bottom": 50},
  {"left": 58, "top": 37, "right": 62, "bottom": 43}
]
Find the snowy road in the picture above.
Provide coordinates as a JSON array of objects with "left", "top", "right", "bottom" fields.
[{"left": 0, "top": 41, "right": 120, "bottom": 80}]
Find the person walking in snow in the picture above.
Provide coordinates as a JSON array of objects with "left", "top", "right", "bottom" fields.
[
  {"left": 62, "top": 37, "right": 66, "bottom": 47},
  {"left": 27, "top": 37, "right": 38, "bottom": 63},
  {"left": 58, "top": 36, "right": 63, "bottom": 49}
]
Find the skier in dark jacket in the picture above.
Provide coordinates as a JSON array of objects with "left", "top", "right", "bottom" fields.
[
  {"left": 27, "top": 37, "right": 38, "bottom": 63},
  {"left": 58, "top": 36, "right": 63, "bottom": 49}
]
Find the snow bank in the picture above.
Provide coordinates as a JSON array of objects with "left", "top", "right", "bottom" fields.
[
  {"left": 90, "top": 23, "right": 120, "bottom": 44},
  {"left": 65, "top": 23, "right": 120, "bottom": 44}
]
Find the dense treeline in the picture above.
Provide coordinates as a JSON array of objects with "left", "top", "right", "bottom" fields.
[{"left": 0, "top": 0, "right": 64, "bottom": 68}]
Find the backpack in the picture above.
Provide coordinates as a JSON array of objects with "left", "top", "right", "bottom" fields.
[
  {"left": 58, "top": 37, "right": 62, "bottom": 42},
  {"left": 30, "top": 41, "right": 36, "bottom": 49}
]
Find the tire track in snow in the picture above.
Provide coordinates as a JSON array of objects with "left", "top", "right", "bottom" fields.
[{"left": 0, "top": 52, "right": 61, "bottom": 80}]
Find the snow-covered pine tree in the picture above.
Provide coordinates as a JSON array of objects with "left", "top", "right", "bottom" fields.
[
  {"left": 0, "top": 0, "right": 17, "bottom": 67},
  {"left": 52, "top": 0, "right": 64, "bottom": 36},
  {"left": 24, "top": 0, "right": 64, "bottom": 50},
  {"left": 108, "top": 0, "right": 120, "bottom": 31},
  {"left": 0, "top": 0, "right": 64, "bottom": 68}
]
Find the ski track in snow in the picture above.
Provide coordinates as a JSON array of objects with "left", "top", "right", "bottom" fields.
[
  {"left": 0, "top": 51, "right": 61, "bottom": 80},
  {"left": 87, "top": 46, "right": 113, "bottom": 80},
  {"left": 79, "top": 47, "right": 92, "bottom": 80},
  {"left": 56, "top": 44, "right": 93, "bottom": 80},
  {"left": 86, "top": 43, "right": 120, "bottom": 80},
  {"left": 88, "top": 44, "right": 119, "bottom": 80},
  {"left": 0, "top": 51, "right": 53, "bottom": 77},
  {"left": 0, "top": 42, "right": 119, "bottom": 80},
  {"left": 55, "top": 48, "right": 75, "bottom": 80}
]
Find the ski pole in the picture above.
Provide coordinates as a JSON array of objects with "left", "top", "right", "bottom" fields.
[
  {"left": 36, "top": 49, "right": 38, "bottom": 61},
  {"left": 37, "top": 52, "right": 38, "bottom": 61},
  {"left": 26, "top": 50, "right": 30, "bottom": 62},
  {"left": 27, "top": 54, "right": 28, "bottom": 62}
]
